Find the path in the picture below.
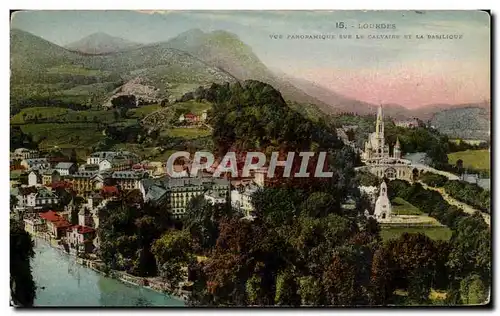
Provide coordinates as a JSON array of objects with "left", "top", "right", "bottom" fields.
[
  {"left": 419, "top": 181, "right": 490, "bottom": 226},
  {"left": 412, "top": 163, "right": 460, "bottom": 180}
]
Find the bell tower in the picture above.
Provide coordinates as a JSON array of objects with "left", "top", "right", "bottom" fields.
[
  {"left": 375, "top": 105, "right": 385, "bottom": 157},
  {"left": 393, "top": 137, "right": 401, "bottom": 159}
]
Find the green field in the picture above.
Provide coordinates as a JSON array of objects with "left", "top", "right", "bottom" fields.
[
  {"left": 47, "top": 65, "right": 111, "bottom": 77},
  {"left": 391, "top": 197, "right": 423, "bottom": 215},
  {"left": 161, "top": 127, "right": 211, "bottom": 139},
  {"left": 128, "top": 104, "right": 162, "bottom": 118},
  {"left": 448, "top": 149, "right": 490, "bottom": 172},
  {"left": 172, "top": 100, "right": 211, "bottom": 114},
  {"left": 381, "top": 226, "right": 453, "bottom": 242},
  {"left": 11, "top": 107, "right": 116, "bottom": 124},
  {"left": 21, "top": 123, "right": 104, "bottom": 148}
]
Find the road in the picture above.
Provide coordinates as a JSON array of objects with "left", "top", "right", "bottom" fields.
[{"left": 419, "top": 181, "right": 490, "bottom": 226}]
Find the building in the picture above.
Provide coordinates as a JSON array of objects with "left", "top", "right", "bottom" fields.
[
  {"left": 78, "top": 208, "right": 94, "bottom": 227},
  {"left": 66, "top": 225, "right": 96, "bottom": 253},
  {"left": 23, "top": 215, "right": 46, "bottom": 235},
  {"left": 79, "top": 164, "right": 100, "bottom": 172},
  {"left": 140, "top": 176, "right": 230, "bottom": 218},
  {"left": 395, "top": 118, "right": 420, "bottom": 129},
  {"left": 201, "top": 110, "right": 208, "bottom": 121},
  {"left": 28, "top": 170, "right": 42, "bottom": 187},
  {"left": 108, "top": 171, "right": 148, "bottom": 191},
  {"left": 99, "top": 157, "right": 131, "bottom": 172},
  {"left": 66, "top": 171, "right": 100, "bottom": 196},
  {"left": 358, "top": 106, "right": 415, "bottom": 182},
  {"left": 179, "top": 113, "right": 200, "bottom": 124},
  {"left": 373, "top": 182, "right": 392, "bottom": 220},
  {"left": 204, "top": 190, "right": 227, "bottom": 205},
  {"left": 87, "top": 151, "right": 117, "bottom": 165},
  {"left": 20, "top": 158, "right": 50, "bottom": 171},
  {"left": 12, "top": 148, "right": 39, "bottom": 160},
  {"left": 39, "top": 211, "right": 72, "bottom": 239},
  {"left": 13, "top": 186, "right": 59, "bottom": 211},
  {"left": 54, "top": 162, "right": 78, "bottom": 176},
  {"left": 231, "top": 184, "right": 259, "bottom": 217},
  {"left": 33, "top": 187, "right": 60, "bottom": 210},
  {"left": 12, "top": 186, "right": 38, "bottom": 211},
  {"left": 87, "top": 151, "right": 139, "bottom": 166},
  {"left": 41, "top": 169, "right": 61, "bottom": 186},
  {"left": 363, "top": 106, "right": 391, "bottom": 160}
]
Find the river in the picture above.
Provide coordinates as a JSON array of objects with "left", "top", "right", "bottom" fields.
[{"left": 32, "top": 240, "right": 185, "bottom": 307}]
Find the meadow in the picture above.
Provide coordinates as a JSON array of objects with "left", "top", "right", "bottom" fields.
[
  {"left": 381, "top": 226, "right": 453, "bottom": 242},
  {"left": 391, "top": 197, "right": 423, "bottom": 215},
  {"left": 448, "top": 149, "right": 490, "bottom": 172},
  {"left": 160, "top": 127, "right": 211, "bottom": 139}
]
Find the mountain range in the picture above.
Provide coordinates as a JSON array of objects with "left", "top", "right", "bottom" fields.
[
  {"left": 65, "top": 32, "right": 142, "bottom": 54},
  {"left": 10, "top": 28, "right": 491, "bottom": 139}
]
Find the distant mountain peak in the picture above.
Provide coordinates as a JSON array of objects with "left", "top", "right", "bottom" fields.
[{"left": 65, "top": 32, "right": 141, "bottom": 54}]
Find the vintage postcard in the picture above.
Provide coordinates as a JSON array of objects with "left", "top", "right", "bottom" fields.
[{"left": 9, "top": 10, "right": 491, "bottom": 307}]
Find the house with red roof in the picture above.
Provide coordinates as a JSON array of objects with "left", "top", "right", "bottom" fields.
[
  {"left": 100, "top": 185, "right": 120, "bottom": 198},
  {"left": 39, "top": 210, "right": 72, "bottom": 239},
  {"left": 179, "top": 113, "right": 202, "bottom": 125},
  {"left": 66, "top": 225, "right": 96, "bottom": 253}
]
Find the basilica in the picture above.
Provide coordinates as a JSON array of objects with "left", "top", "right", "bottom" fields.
[
  {"left": 363, "top": 105, "right": 401, "bottom": 161},
  {"left": 357, "top": 105, "right": 414, "bottom": 182}
]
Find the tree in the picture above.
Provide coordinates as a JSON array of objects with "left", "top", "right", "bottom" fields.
[
  {"left": 70, "top": 148, "right": 78, "bottom": 164},
  {"left": 456, "top": 159, "right": 464, "bottom": 173},
  {"left": 460, "top": 274, "right": 489, "bottom": 305},
  {"left": 151, "top": 229, "right": 194, "bottom": 293},
  {"left": 275, "top": 269, "right": 301, "bottom": 306},
  {"left": 299, "top": 191, "right": 337, "bottom": 218},
  {"left": 322, "top": 254, "right": 357, "bottom": 305},
  {"left": 10, "top": 195, "right": 18, "bottom": 212},
  {"left": 10, "top": 219, "right": 36, "bottom": 306},
  {"left": 447, "top": 213, "right": 490, "bottom": 282},
  {"left": 369, "top": 246, "right": 394, "bottom": 305},
  {"left": 385, "top": 233, "right": 437, "bottom": 300},
  {"left": 251, "top": 187, "right": 304, "bottom": 227},
  {"left": 298, "top": 275, "right": 323, "bottom": 305},
  {"left": 407, "top": 267, "right": 432, "bottom": 305},
  {"left": 183, "top": 196, "right": 232, "bottom": 252}
]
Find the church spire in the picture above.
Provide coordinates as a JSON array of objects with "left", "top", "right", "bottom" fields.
[
  {"left": 395, "top": 137, "right": 400, "bottom": 148},
  {"left": 375, "top": 104, "right": 384, "bottom": 135}
]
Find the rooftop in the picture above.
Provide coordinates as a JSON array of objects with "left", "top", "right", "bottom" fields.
[
  {"left": 39, "top": 210, "right": 61, "bottom": 222},
  {"left": 14, "top": 148, "right": 37, "bottom": 153},
  {"left": 111, "top": 171, "right": 146, "bottom": 179},
  {"left": 69, "top": 171, "right": 99, "bottom": 178},
  {"left": 24, "top": 158, "right": 48, "bottom": 164},
  {"left": 71, "top": 225, "right": 95, "bottom": 234},
  {"left": 55, "top": 162, "right": 75, "bottom": 169}
]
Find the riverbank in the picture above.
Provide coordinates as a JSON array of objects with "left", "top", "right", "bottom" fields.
[{"left": 33, "top": 236, "right": 189, "bottom": 303}]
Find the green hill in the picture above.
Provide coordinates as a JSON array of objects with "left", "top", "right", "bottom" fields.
[
  {"left": 65, "top": 32, "right": 142, "bottom": 54},
  {"left": 164, "top": 29, "right": 331, "bottom": 112},
  {"left": 430, "top": 106, "right": 490, "bottom": 141}
]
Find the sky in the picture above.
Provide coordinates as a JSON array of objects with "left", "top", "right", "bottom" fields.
[{"left": 11, "top": 10, "right": 490, "bottom": 108}]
